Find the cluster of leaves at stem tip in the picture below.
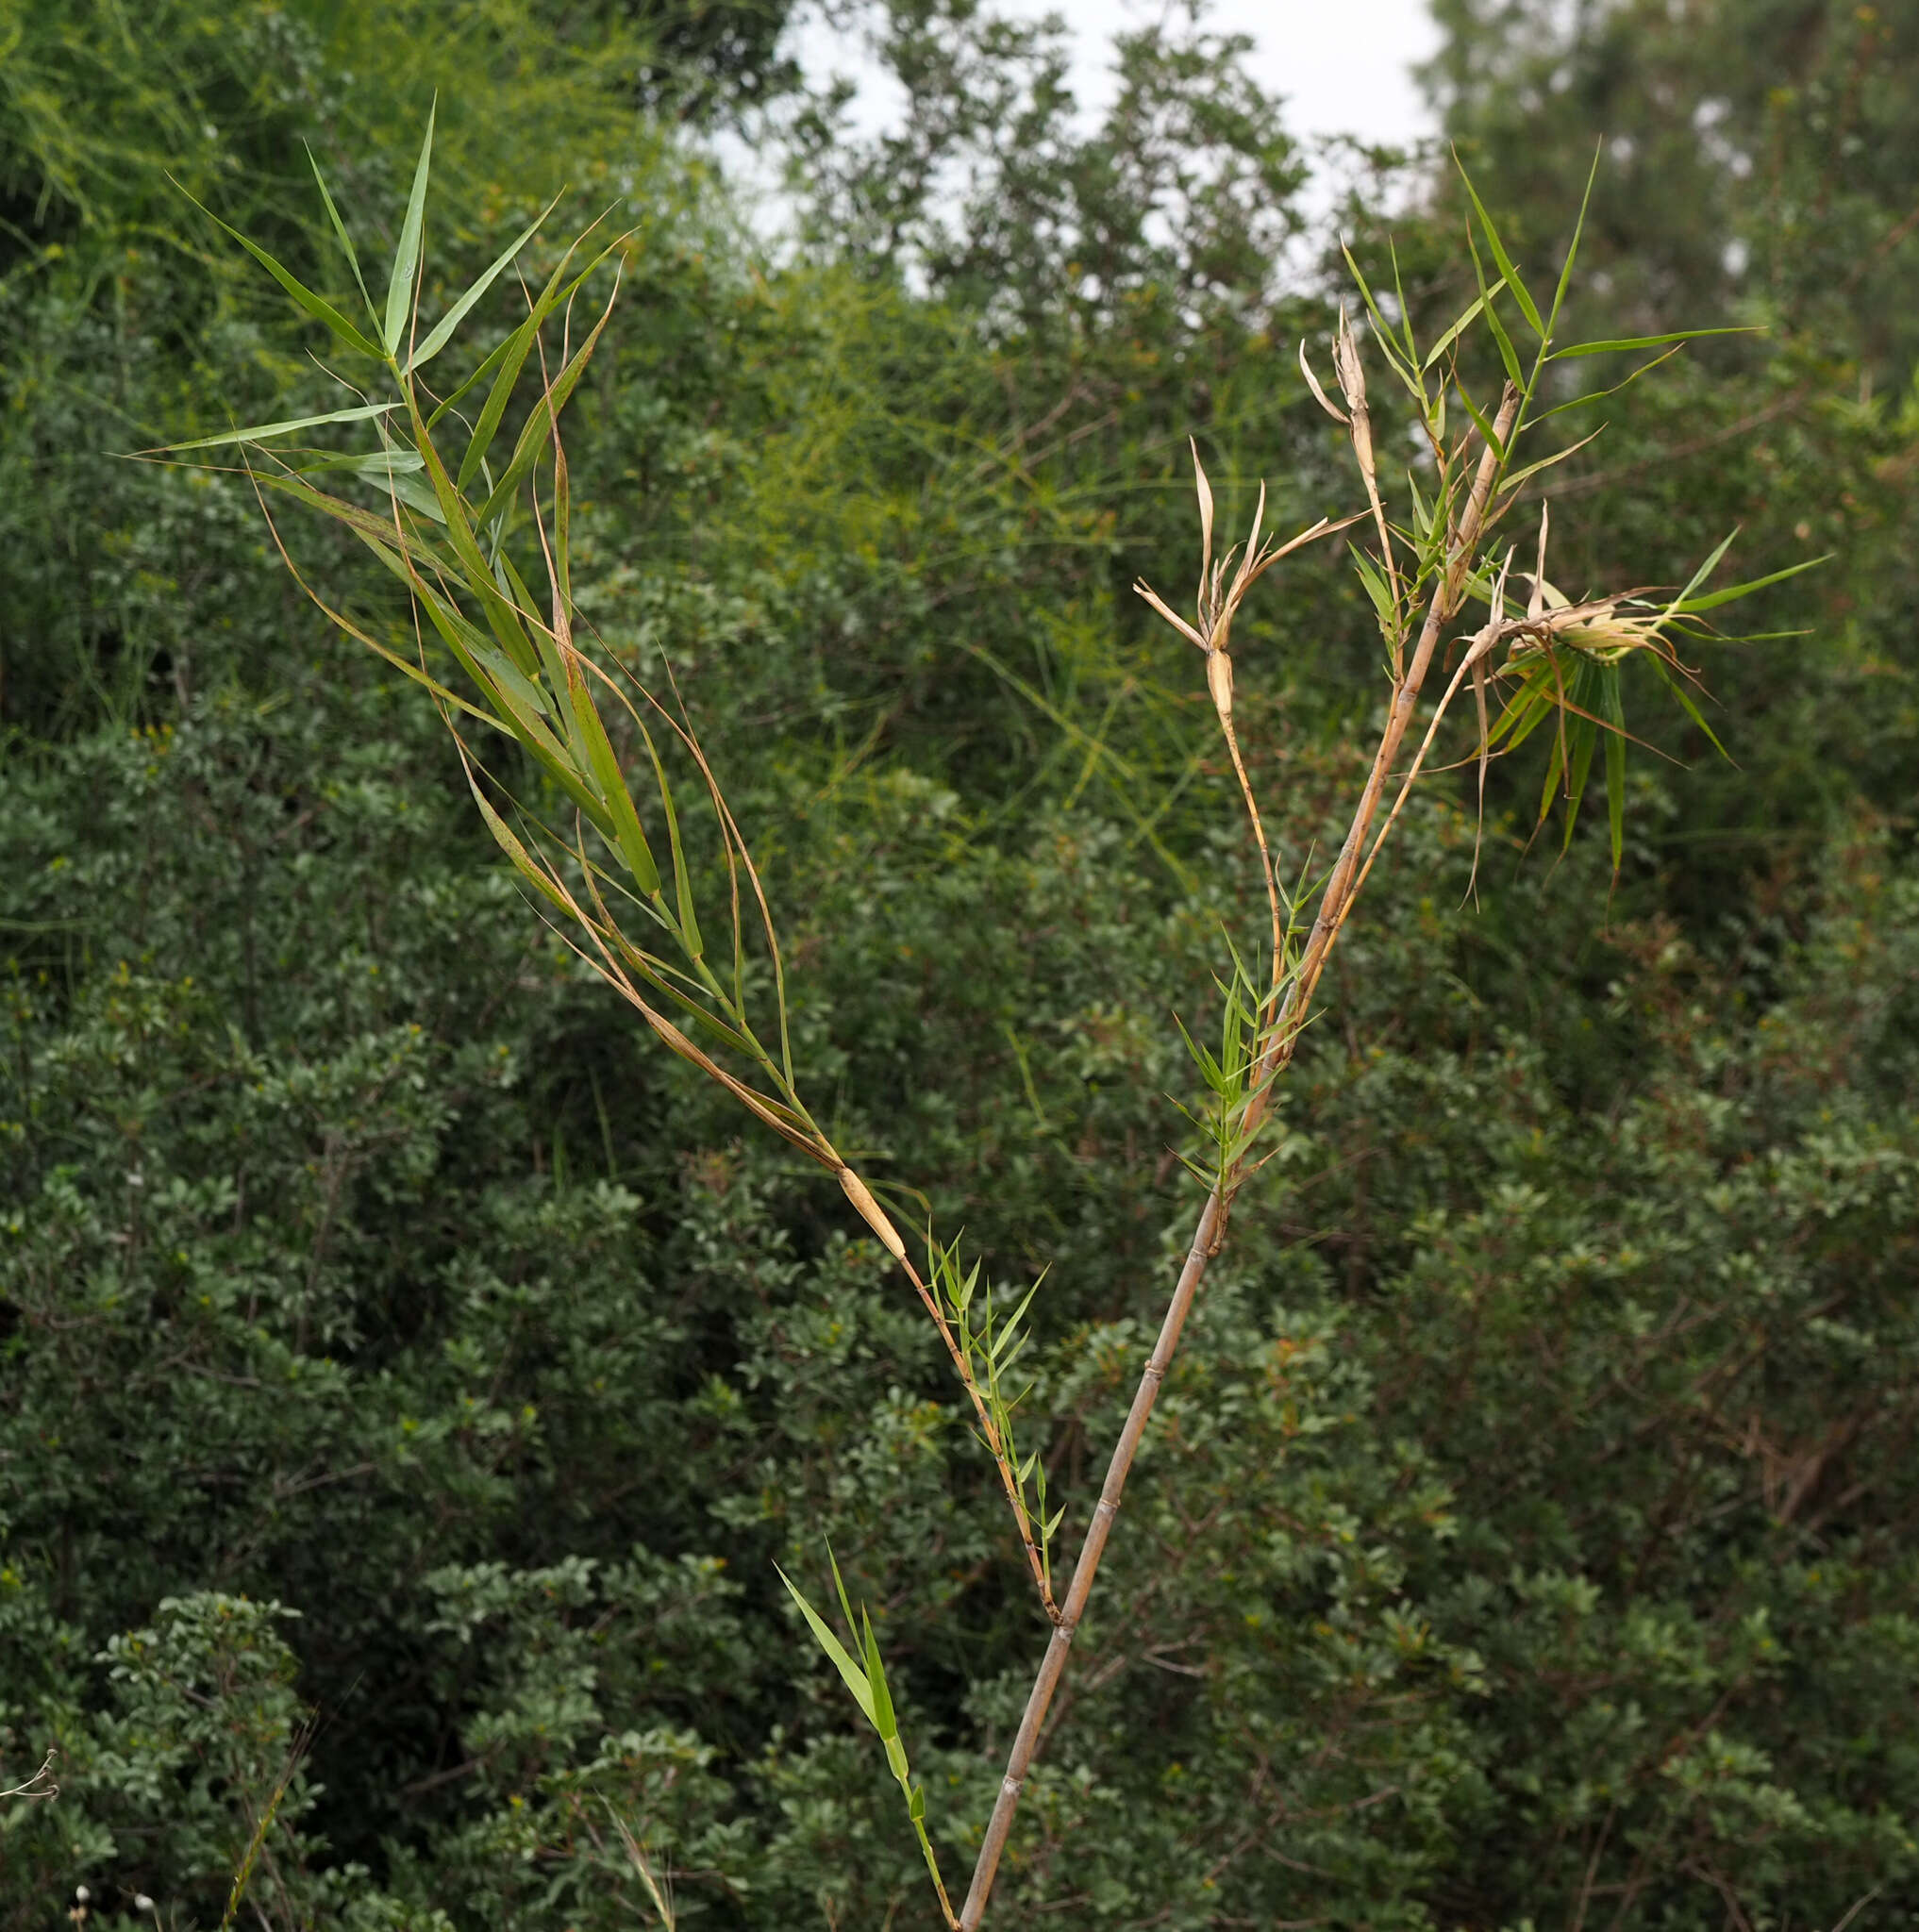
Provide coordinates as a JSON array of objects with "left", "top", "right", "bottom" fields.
[
  {"left": 152, "top": 104, "right": 1051, "bottom": 1925},
  {"left": 1169, "top": 903, "right": 1309, "bottom": 1205},
  {"left": 1300, "top": 149, "right": 1822, "bottom": 879},
  {"left": 931, "top": 1236, "right": 1063, "bottom": 1591},
  {"left": 151, "top": 104, "right": 1818, "bottom": 1932}
]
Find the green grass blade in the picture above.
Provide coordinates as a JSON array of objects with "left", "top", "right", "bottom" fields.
[
  {"left": 305, "top": 145, "right": 377, "bottom": 326},
  {"left": 566, "top": 658, "right": 661, "bottom": 894},
  {"left": 409, "top": 196, "right": 558, "bottom": 372},
  {"left": 1548, "top": 328, "right": 1755, "bottom": 360},
  {"left": 384, "top": 470, "right": 448, "bottom": 524},
  {"left": 775, "top": 1566, "right": 876, "bottom": 1725},
  {"left": 158, "top": 403, "right": 400, "bottom": 453},
  {"left": 1544, "top": 142, "right": 1602, "bottom": 344},
  {"left": 1456, "top": 157, "right": 1544, "bottom": 336},
  {"left": 384, "top": 99, "right": 436, "bottom": 356},
  {"left": 404, "top": 401, "right": 540, "bottom": 676},
  {"left": 296, "top": 449, "right": 424, "bottom": 477},
  {"left": 171, "top": 181, "right": 386, "bottom": 358},
  {"left": 639, "top": 720, "right": 704, "bottom": 959},
  {"left": 1452, "top": 374, "right": 1509, "bottom": 461},
  {"left": 1338, "top": 244, "right": 1414, "bottom": 383},
  {"left": 1663, "top": 529, "right": 1742, "bottom": 616},
  {"left": 1389, "top": 241, "right": 1419, "bottom": 366},
  {"left": 465, "top": 771, "right": 575, "bottom": 914},
  {"left": 474, "top": 275, "right": 622, "bottom": 531},
  {"left": 1423, "top": 291, "right": 1490, "bottom": 372},
  {"left": 1532, "top": 344, "right": 1685, "bottom": 423},
  {"left": 1650, "top": 659, "right": 1731, "bottom": 759},
  {"left": 1465, "top": 226, "right": 1527, "bottom": 392},
  {"left": 1494, "top": 429, "right": 1602, "bottom": 495},
  {"left": 1599, "top": 663, "right": 1627, "bottom": 871},
  {"left": 1561, "top": 664, "right": 1601, "bottom": 852},
  {"left": 1670, "top": 554, "right": 1827, "bottom": 614}
]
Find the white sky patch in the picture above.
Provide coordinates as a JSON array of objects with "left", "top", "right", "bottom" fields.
[
  {"left": 722, "top": 0, "right": 1443, "bottom": 243},
  {"left": 791, "top": 0, "right": 1441, "bottom": 150}
]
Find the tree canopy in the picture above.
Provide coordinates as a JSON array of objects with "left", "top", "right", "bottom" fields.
[{"left": 4, "top": 3, "right": 1918, "bottom": 1928}]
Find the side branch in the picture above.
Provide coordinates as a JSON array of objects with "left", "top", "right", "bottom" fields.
[{"left": 960, "top": 382, "right": 1523, "bottom": 1928}]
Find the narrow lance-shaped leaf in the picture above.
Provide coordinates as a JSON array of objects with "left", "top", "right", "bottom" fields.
[
  {"left": 384, "top": 97, "right": 436, "bottom": 357},
  {"left": 459, "top": 756, "right": 575, "bottom": 915},
  {"left": 1548, "top": 327, "right": 1755, "bottom": 360},
  {"left": 403, "top": 394, "right": 541, "bottom": 678},
  {"left": 306, "top": 145, "right": 376, "bottom": 325},
  {"left": 640, "top": 721, "right": 704, "bottom": 958},
  {"left": 1423, "top": 289, "right": 1493, "bottom": 373},
  {"left": 1338, "top": 243, "right": 1415, "bottom": 385},
  {"left": 158, "top": 402, "right": 401, "bottom": 454},
  {"left": 1456, "top": 158, "right": 1544, "bottom": 337},
  {"left": 442, "top": 234, "right": 615, "bottom": 460},
  {"left": 1532, "top": 343, "right": 1685, "bottom": 424},
  {"left": 1670, "top": 554, "right": 1827, "bottom": 615},
  {"left": 565, "top": 655, "right": 662, "bottom": 894},
  {"left": 171, "top": 180, "right": 386, "bottom": 360},
  {"left": 409, "top": 195, "right": 559, "bottom": 372},
  {"left": 1466, "top": 225, "right": 1527, "bottom": 394},
  {"left": 474, "top": 272, "right": 622, "bottom": 531},
  {"left": 774, "top": 1566, "right": 876, "bottom": 1725},
  {"left": 1543, "top": 142, "right": 1602, "bottom": 345}
]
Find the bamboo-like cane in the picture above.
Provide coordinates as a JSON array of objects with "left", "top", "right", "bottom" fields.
[{"left": 958, "top": 382, "right": 1523, "bottom": 1931}]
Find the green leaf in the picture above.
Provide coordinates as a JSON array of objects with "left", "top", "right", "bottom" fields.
[
  {"left": 775, "top": 1565, "right": 876, "bottom": 1726},
  {"left": 1494, "top": 429, "right": 1603, "bottom": 497},
  {"left": 862, "top": 1612, "right": 913, "bottom": 1790},
  {"left": 439, "top": 231, "right": 619, "bottom": 456},
  {"left": 1543, "top": 141, "right": 1602, "bottom": 345},
  {"left": 566, "top": 656, "right": 662, "bottom": 894},
  {"left": 639, "top": 720, "right": 703, "bottom": 959},
  {"left": 297, "top": 449, "right": 425, "bottom": 477},
  {"left": 1547, "top": 327, "right": 1755, "bottom": 360},
  {"left": 1650, "top": 658, "right": 1730, "bottom": 759},
  {"left": 1466, "top": 226, "right": 1527, "bottom": 392},
  {"left": 1560, "top": 662, "right": 1602, "bottom": 851},
  {"left": 1663, "top": 528, "right": 1742, "bottom": 617},
  {"left": 384, "top": 99, "right": 437, "bottom": 357},
  {"left": 383, "top": 470, "right": 448, "bottom": 525},
  {"left": 1532, "top": 344, "right": 1685, "bottom": 423},
  {"left": 159, "top": 403, "right": 401, "bottom": 454},
  {"left": 1456, "top": 158, "right": 1544, "bottom": 336},
  {"left": 409, "top": 196, "right": 558, "bottom": 371},
  {"left": 1339, "top": 244, "right": 1414, "bottom": 383},
  {"left": 474, "top": 274, "right": 622, "bottom": 531},
  {"left": 170, "top": 181, "right": 386, "bottom": 359},
  {"left": 402, "top": 398, "right": 540, "bottom": 677},
  {"left": 464, "top": 770, "right": 573, "bottom": 914},
  {"left": 1423, "top": 290, "right": 1491, "bottom": 373},
  {"left": 1670, "top": 554, "right": 1827, "bottom": 614},
  {"left": 1452, "top": 375, "right": 1509, "bottom": 462},
  {"left": 1388, "top": 242, "right": 1419, "bottom": 367},
  {"left": 862, "top": 1612, "right": 897, "bottom": 1743},
  {"left": 305, "top": 145, "right": 376, "bottom": 325}
]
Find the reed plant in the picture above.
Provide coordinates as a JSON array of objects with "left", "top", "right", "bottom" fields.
[{"left": 157, "top": 117, "right": 1811, "bottom": 1927}]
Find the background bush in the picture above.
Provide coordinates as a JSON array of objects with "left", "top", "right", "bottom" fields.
[{"left": 4, "top": 1, "right": 1918, "bottom": 1925}]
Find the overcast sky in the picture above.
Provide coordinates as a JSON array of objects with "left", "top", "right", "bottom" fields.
[{"left": 792, "top": 0, "right": 1443, "bottom": 151}]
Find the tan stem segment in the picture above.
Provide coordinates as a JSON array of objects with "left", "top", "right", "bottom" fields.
[
  {"left": 957, "top": 384, "right": 1522, "bottom": 1929},
  {"left": 958, "top": 1191, "right": 1220, "bottom": 1931}
]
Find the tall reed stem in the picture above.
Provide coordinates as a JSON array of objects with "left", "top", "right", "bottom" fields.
[{"left": 958, "top": 385, "right": 1522, "bottom": 1930}]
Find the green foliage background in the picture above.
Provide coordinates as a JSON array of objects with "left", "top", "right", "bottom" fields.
[{"left": 4, "top": 1, "right": 1918, "bottom": 1926}]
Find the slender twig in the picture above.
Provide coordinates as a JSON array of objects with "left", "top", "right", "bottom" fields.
[{"left": 959, "top": 384, "right": 1522, "bottom": 1930}]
